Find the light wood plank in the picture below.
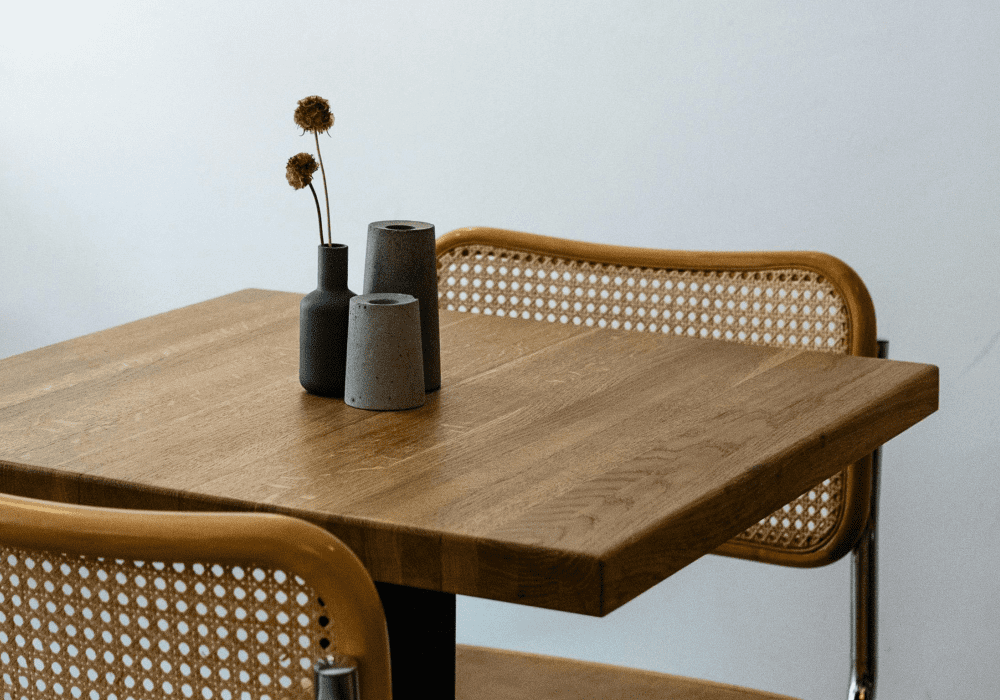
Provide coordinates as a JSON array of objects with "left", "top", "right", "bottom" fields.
[{"left": 456, "top": 645, "right": 800, "bottom": 700}]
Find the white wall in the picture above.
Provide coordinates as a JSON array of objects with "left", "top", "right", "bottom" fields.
[{"left": 2, "top": 2, "right": 996, "bottom": 698}]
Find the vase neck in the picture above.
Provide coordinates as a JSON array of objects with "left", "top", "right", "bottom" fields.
[{"left": 317, "top": 244, "right": 349, "bottom": 290}]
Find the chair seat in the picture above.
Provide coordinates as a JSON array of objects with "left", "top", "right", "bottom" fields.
[{"left": 456, "top": 645, "right": 800, "bottom": 700}]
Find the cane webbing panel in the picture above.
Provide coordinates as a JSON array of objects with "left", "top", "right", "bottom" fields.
[
  {"left": 437, "top": 242, "right": 852, "bottom": 558},
  {"left": 0, "top": 545, "right": 330, "bottom": 700},
  {"left": 438, "top": 247, "right": 850, "bottom": 351}
]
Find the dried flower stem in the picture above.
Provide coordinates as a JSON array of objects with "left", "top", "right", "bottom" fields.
[
  {"left": 307, "top": 182, "right": 324, "bottom": 247},
  {"left": 314, "top": 132, "right": 332, "bottom": 246}
]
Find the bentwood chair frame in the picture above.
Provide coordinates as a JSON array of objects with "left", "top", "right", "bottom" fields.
[
  {"left": 0, "top": 492, "right": 392, "bottom": 700},
  {"left": 437, "top": 226, "right": 883, "bottom": 700}
]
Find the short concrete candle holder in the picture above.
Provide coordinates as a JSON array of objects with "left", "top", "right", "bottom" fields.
[{"left": 344, "top": 293, "right": 425, "bottom": 411}]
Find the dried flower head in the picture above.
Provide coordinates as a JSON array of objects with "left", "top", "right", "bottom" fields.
[
  {"left": 286, "top": 152, "right": 319, "bottom": 190},
  {"left": 294, "top": 95, "right": 334, "bottom": 134}
]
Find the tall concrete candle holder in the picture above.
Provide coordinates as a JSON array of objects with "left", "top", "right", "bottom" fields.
[
  {"left": 363, "top": 221, "right": 440, "bottom": 392},
  {"left": 344, "top": 294, "right": 425, "bottom": 411}
]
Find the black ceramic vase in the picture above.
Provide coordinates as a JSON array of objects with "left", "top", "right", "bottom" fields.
[
  {"left": 300, "top": 244, "right": 356, "bottom": 397},
  {"left": 363, "top": 220, "right": 441, "bottom": 392}
]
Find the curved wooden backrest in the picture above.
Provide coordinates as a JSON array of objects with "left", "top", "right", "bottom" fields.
[
  {"left": 436, "top": 226, "right": 878, "bottom": 567},
  {"left": 0, "top": 493, "right": 391, "bottom": 700}
]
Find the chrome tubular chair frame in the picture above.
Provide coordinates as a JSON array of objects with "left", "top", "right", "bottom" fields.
[{"left": 848, "top": 338, "right": 887, "bottom": 700}]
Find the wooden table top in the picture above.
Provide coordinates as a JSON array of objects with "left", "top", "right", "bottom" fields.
[{"left": 0, "top": 289, "right": 938, "bottom": 616}]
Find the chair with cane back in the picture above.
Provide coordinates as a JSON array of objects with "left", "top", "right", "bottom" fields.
[
  {"left": 0, "top": 492, "right": 392, "bottom": 700},
  {"left": 438, "top": 226, "right": 882, "bottom": 700}
]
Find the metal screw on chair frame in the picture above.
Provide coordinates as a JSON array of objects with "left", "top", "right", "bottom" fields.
[{"left": 315, "top": 656, "right": 360, "bottom": 700}]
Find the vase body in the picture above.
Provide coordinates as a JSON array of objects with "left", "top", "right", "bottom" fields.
[
  {"left": 344, "top": 293, "right": 425, "bottom": 410},
  {"left": 363, "top": 220, "right": 440, "bottom": 392},
  {"left": 300, "top": 244, "right": 356, "bottom": 397}
]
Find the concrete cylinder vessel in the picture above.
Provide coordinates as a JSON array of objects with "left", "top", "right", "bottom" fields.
[
  {"left": 363, "top": 221, "right": 440, "bottom": 392},
  {"left": 344, "top": 293, "right": 425, "bottom": 411}
]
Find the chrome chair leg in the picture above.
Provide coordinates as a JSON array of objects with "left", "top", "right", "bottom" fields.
[
  {"left": 315, "top": 656, "right": 360, "bottom": 700},
  {"left": 848, "top": 339, "right": 887, "bottom": 700}
]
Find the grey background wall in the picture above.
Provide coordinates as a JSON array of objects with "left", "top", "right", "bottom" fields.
[{"left": 2, "top": 2, "right": 996, "bottom": 698}]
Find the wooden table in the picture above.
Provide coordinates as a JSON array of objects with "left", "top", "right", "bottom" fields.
[{"left": 0, "top": 288, "right": 938, "bottom": 698}]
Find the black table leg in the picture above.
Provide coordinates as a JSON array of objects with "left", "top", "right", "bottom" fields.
[{"left": 374, "top": 581, "right": 456, "bottom": 700}]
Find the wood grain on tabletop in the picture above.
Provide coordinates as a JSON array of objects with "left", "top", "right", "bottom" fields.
[{"left": 0, "top": 289, "right": 939, "bottom": 615}]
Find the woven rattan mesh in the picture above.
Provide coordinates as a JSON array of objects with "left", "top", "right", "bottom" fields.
[
  {"left": 438, "top": 243, "right": 849, "bottom": 553},
  {"left": 0, "top": 545, "right": 332, "bottom": 700}
]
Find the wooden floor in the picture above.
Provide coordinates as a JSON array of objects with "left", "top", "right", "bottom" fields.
[{"left": 456, "top": 645, "right": 800, "bottom": 700}]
